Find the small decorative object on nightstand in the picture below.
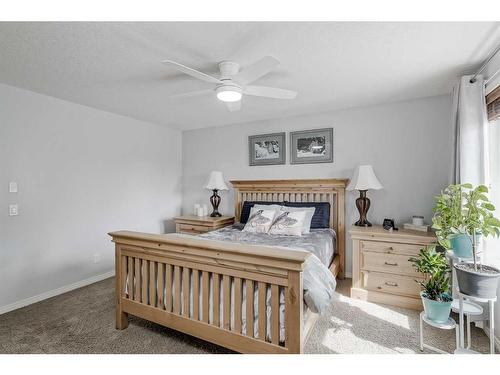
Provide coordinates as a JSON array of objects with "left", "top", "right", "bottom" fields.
[
  {"left": 205, "top": 171, "right": 228, "bottom": 217},
  {"left": 347, "top": 165, "right": 383, "bottom": 227},
  {"left": 174, "top": 215, "right": 234, "bottom": 235}
]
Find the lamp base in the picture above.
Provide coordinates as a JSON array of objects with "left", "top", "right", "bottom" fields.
[
  {"left": 209, "top": 189, "right": 222, "bottom": 217},
  {"left": 354, "top": 190, "right": 372, "bottom": 227}
]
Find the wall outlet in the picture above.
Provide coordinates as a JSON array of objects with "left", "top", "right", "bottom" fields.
[
  {"left": 93, "top": 253, "right": 101, "bottom": 264},
  {"left": 9, "top": 204, "right": 18, "bottom": 216},
  {"left": 9, "top": 182, "right": 18, "bottom": 193}
]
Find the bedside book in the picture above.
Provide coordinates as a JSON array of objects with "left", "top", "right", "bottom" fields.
[{"left": 403, "top": 223, "right": 430, "bottom": 232}]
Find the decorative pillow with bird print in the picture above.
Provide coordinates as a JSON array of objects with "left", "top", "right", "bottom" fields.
[
  {"left": 268, "top": 210, "right": 307, "bottom": 236},
  {"left": 242, "top": 207, "right": 277, "bottom": 234}
]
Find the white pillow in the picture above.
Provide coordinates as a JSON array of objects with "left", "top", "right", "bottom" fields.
[
  {"left": 280, "top": 206, "right": 316, "bottom": 234},
  {"left": 242, "top": 207, "right": 277, "bottom": 234},
  {"left": 269, "top": 210, "right": 307, "bottom": 236}
]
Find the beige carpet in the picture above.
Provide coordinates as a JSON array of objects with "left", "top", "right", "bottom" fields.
[{"left": 0, "top": 277, "right": 492, "bottom": 354}]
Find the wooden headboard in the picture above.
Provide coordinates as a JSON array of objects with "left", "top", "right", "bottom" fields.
[{"left": 230, "top": 179, "right": 348, "bottom": 278}]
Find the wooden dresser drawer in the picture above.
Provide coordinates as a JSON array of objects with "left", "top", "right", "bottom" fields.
[
  {"left": 362, "top": 271, "right": 421, "bottom": 297},
  {"left": 177, "top": 224, "right": 210, "bottom": 234},
  {"left": 362, "top": 251, "right": 419, "bottom": 276},
  {"left": 361, "top": 240, "right": 423, "bottom": 256}
]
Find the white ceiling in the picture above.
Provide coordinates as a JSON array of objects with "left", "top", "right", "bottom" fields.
[{"left": 0, "top": 22, "right": 499, "bottom": 130}]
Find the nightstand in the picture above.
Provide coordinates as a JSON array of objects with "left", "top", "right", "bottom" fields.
[
  {"left": 350, "top": 225, "right": 436, "bottom": 310},
  {"left": 174, "top": 215, "right": 235, "bottom": 235}
]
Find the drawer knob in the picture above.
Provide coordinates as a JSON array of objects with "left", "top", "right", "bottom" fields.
[
  {"left": 384, "top": 261, "right": 398, "bottom": 266},
  {"left": 384, "top": 281, "right": 398, "bottom": 287}
]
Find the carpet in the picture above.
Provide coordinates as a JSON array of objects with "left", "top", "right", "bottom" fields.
[{"left": 0, "top": 278, "right": 491, "bottom": 354}]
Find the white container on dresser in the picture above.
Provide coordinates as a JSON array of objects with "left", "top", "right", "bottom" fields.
[{"left": 350, "top": 225, "right": 437, "bottom": 310}]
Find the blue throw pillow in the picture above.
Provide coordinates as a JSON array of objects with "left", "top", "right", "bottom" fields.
[{"left": 284, "top": 202, "right": 330, "bottom": 229}]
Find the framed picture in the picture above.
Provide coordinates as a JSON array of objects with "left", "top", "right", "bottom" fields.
[
  {"left": 290, "top": 128, "right": 333, "bottom": 164},
  {"left": 248, "top": 132, "right": 286, "bottom": 166}
]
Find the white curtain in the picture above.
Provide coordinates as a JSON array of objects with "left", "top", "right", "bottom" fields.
[
  {"left": 451, "top": 74, "right": 500, "bottom": 341},
  {"left": 451, "top": 75, "right": 489, "bottom": 186}
]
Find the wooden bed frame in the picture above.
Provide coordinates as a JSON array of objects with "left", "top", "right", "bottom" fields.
[{"left": 109, "top": 179, "right": 347, "bottom": 354}]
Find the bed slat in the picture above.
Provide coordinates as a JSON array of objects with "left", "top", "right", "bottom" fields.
[
  {"left": 213, "top": 273, "right": 220, "bottom": 327},
  {"left": 223, "top": 275, "right": 231, "bottom": 330},
  {"left": 192, "top": 269, "right": 199, "bottom": 320},
  {"left": 127, "top": 256, "right": 134, "bottom": 299},
  {"left": 258, "top": 282, "right": 266, "bottom": 341},
  {"left": 234, "top": 277, "right": 242, "bottom": 333},
  {"left": 134, "top": 258, "right": 141, "bottom": 302},
  {"left": 149, "top": 261, "right": 156, "bottom": 307},
  {"left": 141, "top": 260, "right": 148, "bottom": 304},
  {"left": 120, "top": 256, "right": 127, "bottom": 298},
  {"left": 173, "top": 265, "right": 181, "bottom": 314},
  {"left": 246, "top": 280, "right": 254, "bottom": 337},
  {"left": 202, "top": 271, "right": 209, "bottom": 323},
  {"left": 182, "top": 267, "right": 190, "bottom": 317},
  {"left": 165, "top": 265, "right": 172, "bottom": 312},
  {"left": 271, "top": 284, "right": 279, "bottom": 345},
  {"left": 157, "top": 263, "right": 164, "bottom": 309}
]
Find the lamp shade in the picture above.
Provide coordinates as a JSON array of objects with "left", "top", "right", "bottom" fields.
[
  {"left": 205, "top": 171, "right": 228, "bottom": 191},
  {"left": 346, "top": 165, "right": 383, "bottom": 191}
]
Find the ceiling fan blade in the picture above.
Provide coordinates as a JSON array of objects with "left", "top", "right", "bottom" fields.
[
  {"left": 169, "top": 89, "right": 213, "bottom": 98},
  {"left": 162, "top": 60, "right": 222, "bottom": 84},
  {"left": 234, "top": 56, "right": 280, "bottom": 84},
  {"left": 225, "top": 101, "right": 241, "bottom": 112},
  {"left": 244, "top": 85, "right": 297, "bottom": 99}
]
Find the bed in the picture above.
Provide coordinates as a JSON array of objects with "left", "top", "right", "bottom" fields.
[{"left": 109, "top": 179, "right": 347, "bottom": 353}]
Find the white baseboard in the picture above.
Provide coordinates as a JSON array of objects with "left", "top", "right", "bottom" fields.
[{"left": 0, "top": 270, "right": 115, "bottom": 315}]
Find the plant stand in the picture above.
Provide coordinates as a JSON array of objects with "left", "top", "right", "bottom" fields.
[
  {"left": 419, "top": 311, "right": 459, "bottom": 354},
  {"left": 457, "top": 292, "right": 496, "bottom": 354},
  {"left": 451, "top": 299, "right": 483, "bottom": 350}
]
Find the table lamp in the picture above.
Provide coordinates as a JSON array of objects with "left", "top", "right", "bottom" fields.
[
  {"left": 347, "top": 165, "right": 383, "bottom": 227},
  {"left": 205, "top": 171, "right": 228, "bottom": 217}
]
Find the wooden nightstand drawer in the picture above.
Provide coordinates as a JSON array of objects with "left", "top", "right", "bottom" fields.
[
  {"left": 361, "top": 240, "right": 423, "bottom": 256},
  {"left": 177, "top": 224, "right": 210, "bottom": 234},
  {"left": 174, "top": 215, "right": 235, "bottom": 235},
  {"left": 362, "top": 251, "right": 419, "bottom": 277},
  {"left": 362, "top": 271, "right": 421, "bottom": 298}
]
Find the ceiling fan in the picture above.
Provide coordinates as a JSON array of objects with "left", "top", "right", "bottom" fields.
[{"left": 162, "top": 56, "right": 297, "bottom": 112}]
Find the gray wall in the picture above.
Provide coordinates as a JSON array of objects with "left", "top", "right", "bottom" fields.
[
  {"left": 0, "top": 83, "right": 182, "bottom": 309},
  {"left": 182, "top": 95, "right": 453, "bottom": 277}
]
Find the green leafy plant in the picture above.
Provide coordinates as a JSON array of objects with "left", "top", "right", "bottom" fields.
[
  {"left": 409, "top": 245, "right": 451, "bottom": 302},
  {"left": 432, "top": 183, "right": 500, "bottom": 269}
]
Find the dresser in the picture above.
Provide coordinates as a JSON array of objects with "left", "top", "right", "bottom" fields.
[
  {"left": 174, "top": 215, "right": 235, "bottom": 235},
  {"left": 350, "top": 225, "right": 436, "bottom": 310}
]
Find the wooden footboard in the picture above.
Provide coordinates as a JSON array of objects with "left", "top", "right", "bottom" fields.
[{"left": 109, "top": 230, "right": 309, "bottom": 354}]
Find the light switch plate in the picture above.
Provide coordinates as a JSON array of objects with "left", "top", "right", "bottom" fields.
[
  {"left": 9, "top": 182, "right": 18, "bottom": 193},
  {"left": 9, "top": 204, "right": 18, "bottom": 216}
]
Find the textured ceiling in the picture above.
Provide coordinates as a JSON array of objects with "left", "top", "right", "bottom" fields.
[{"left": 0, "top": 22, "right": 499, "bottom": 130}]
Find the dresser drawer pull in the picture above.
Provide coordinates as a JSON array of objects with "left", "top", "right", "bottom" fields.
[
  {"left": 384, "top": 261, "right": 398, "bottom": 266},
  {"left": 384, "top": 282, "right": 398, "bottom": 287}
]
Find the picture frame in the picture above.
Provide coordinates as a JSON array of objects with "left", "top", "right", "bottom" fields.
[
  {"left": 290, "top": 128, "right": 333, "bottom": 164},
  {"left": 248, "top": 132, "right": 286, "bottom": 166}
]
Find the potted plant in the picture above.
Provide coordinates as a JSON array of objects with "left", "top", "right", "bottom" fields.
[
  {"left": 433, "top": 183, "right": 500, "bottom": 298},
  {"left": 432, "top": 184, "right": 475, "bottom": 258},
  {"left": 409, "top": 245, "right": 452, "bottom": 323}
]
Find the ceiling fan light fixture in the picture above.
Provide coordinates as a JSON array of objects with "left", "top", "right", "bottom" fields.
[{"left": 216, "top": 85, "right": 242, "bottom": 103}]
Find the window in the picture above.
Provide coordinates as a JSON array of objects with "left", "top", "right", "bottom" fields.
[
  {"left": 487, "top": 85, "right": 500, "bottom": 122},
  {"left": 485, "top": 87, "right": 500, "bottom": 268}
]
